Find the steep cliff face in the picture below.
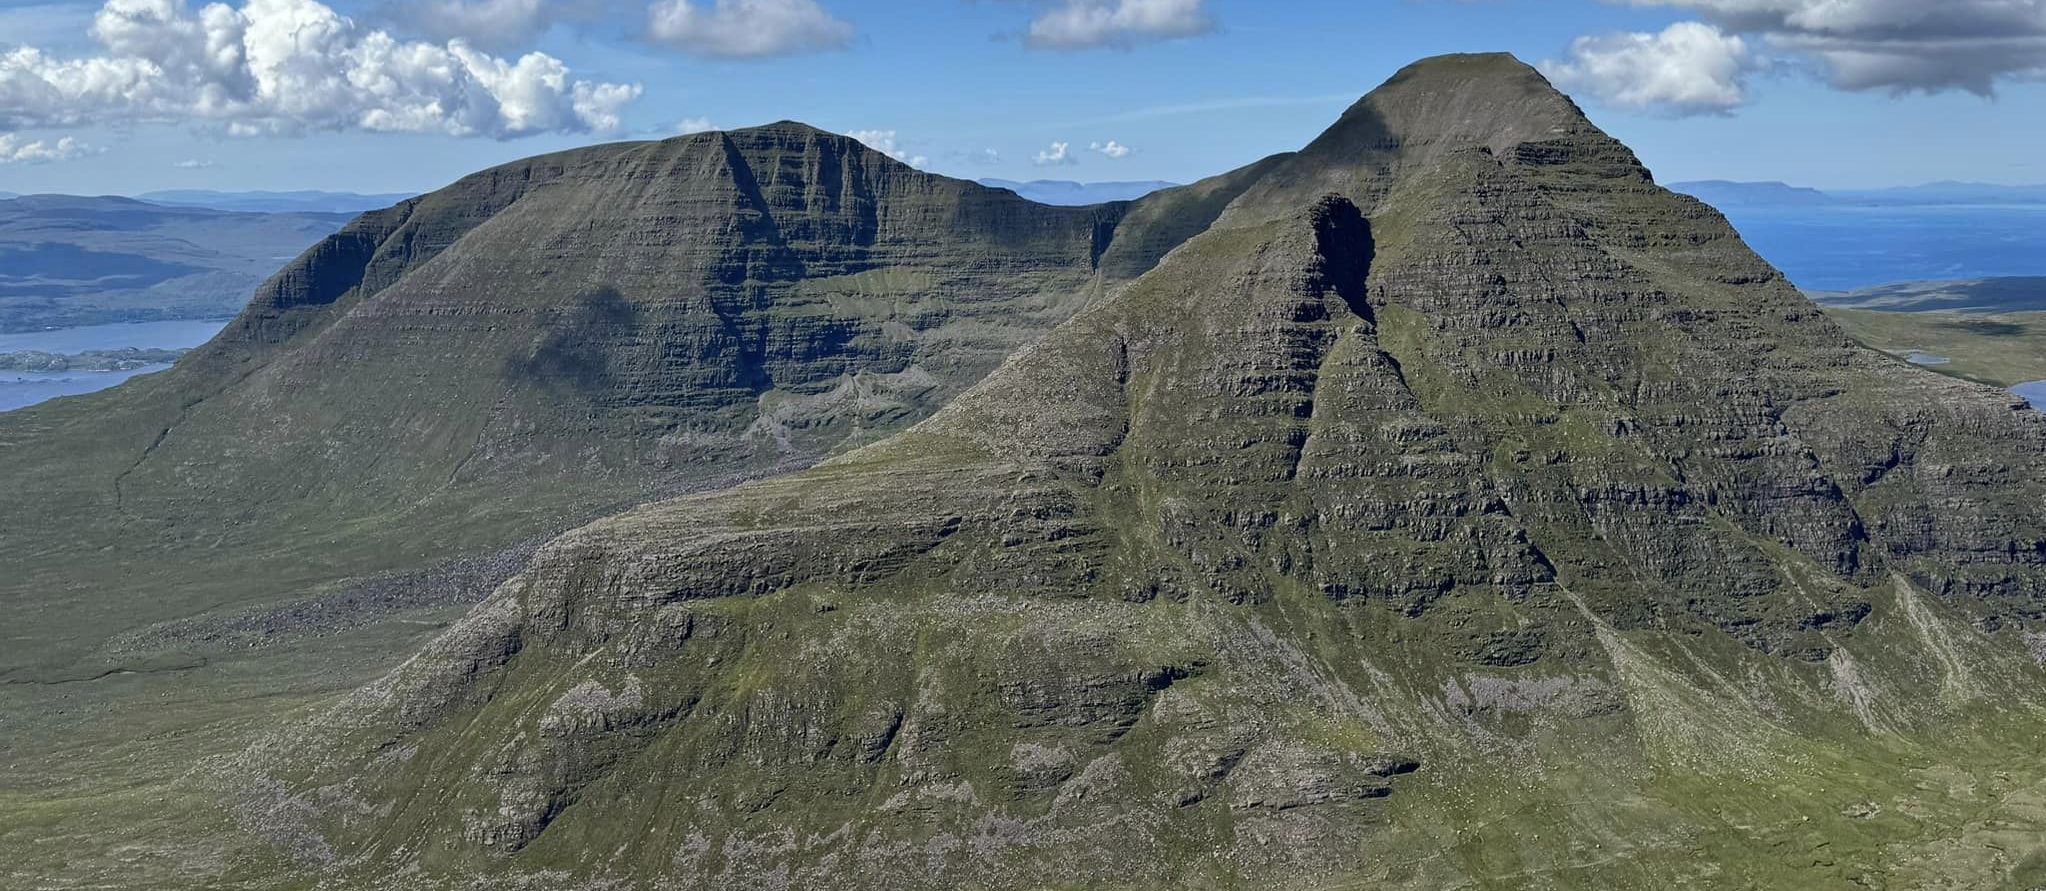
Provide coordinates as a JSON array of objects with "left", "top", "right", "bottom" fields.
[
  {"left": 1, "top": 124, "right": 1201, "bottom": 682},
  {"left": 243, "top": 57, "right": 2046, "bottom": 890}
]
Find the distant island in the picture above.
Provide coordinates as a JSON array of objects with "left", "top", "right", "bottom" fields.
[{"left": 0, "top": 347, "right": 188, "bottom": 372}]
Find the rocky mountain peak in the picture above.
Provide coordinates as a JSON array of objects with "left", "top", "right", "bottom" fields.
[
  {"left": 1352, "top": 52, "right": 1589, "bottom": 152},
  {"left": 1218, "top": 52, "right": 1646, "bottom": 224}
]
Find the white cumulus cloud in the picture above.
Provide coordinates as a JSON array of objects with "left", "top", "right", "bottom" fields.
[
  {"left": 1615, "top": 0, "right": 2046, "bottom": 95},
  {"left": 849, "top": 129, "right": 926, "bottom": 168},
  {"left": 1026, "top": 0, "right": 1213, "bottom": 49},
  {"left": 0, "top": 0, "right": 641, "bottom": 140},
  {"left": 647, "top": 0, "right": 854, "bottom": 58},
  {"left": 1033, "top": 141, "right": 1075, "bottom": 166},
  {"left": 1544, "top": 21, "right": 1754, "bottom": 116},
  {"left": 1088, "top": 139, "right": 1131, "bottom": 159},
  {"left": 674, "top": 116, "right": 718, "bottom": 134},
  {"left": 0, "top": 133, "right": 88, "bottom": 163}
]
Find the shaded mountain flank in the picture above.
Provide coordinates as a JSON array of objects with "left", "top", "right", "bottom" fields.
[{"left": 7, "top": 54, "right": 2046, "bottom": 890}]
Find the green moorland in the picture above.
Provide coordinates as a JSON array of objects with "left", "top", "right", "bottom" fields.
[
  {"left": 1823, "top": 307, "right": 2046, "bottom": 387},
  {"left": 1815, "top": 276, "right": 2046, "bottom": 386}
]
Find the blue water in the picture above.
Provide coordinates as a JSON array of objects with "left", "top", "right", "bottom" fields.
[
  {"left": 0, "top": 318, "right": 228, "bottom": 412},
  {"left": 1, "top": 366, "right": 174, "bottom": 412},
  {"left": 0, "top": 318, "right": 230, "bottom": 353},
  {"left": 2015, "top": 382, "right": 2046, "bottom": 410},
  {"left": 1716, "top": 205, "right": 2046, "bottom": 292}
]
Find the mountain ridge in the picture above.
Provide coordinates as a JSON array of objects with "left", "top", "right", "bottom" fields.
[
  {"left": 213, "top": 52, "right": 2046, "bottom": 890},
  {"left": 1, "top": 120, "right": 1179, "bottom": 682}
]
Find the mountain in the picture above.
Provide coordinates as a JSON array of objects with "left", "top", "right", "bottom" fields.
[
  {"left": 0, "top": 120, "right": 1280, "bottom": 886},
  {"left": 1667, "top": 179, "right": 1838, "bottom": 207},
  {"left": 182, "top": 54, "right": 2046, "bottom": 889},
  {"left": 137, "top": 189, "right": 419, "bottom": 214},
  {"left": 0, "top": 195, "right": 351, "bottom": 330},
  {"left": 978, "top": 178, "right": 1179, "bottom": 205},
  {"left": 8, "top": 53, "right": 2046, "bottom": 890},
  {"left": 0, "top": 123, "right": 1205, "bottom": 681}
]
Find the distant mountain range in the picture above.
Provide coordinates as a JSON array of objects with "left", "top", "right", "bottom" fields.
[
  {"left": 135, "top": 189, "right": 415, "bottom": 214},
  {"left": 1663, "top": 180, "right": 1836, "bottom": 207},
  {"left": 0, "top": 194, "right": 351, "bottom": 331},
  {"left": 977, "top": 178, "right": 1178, "bottom": 205},
  {"left": 1670, "top": 179, "right": 2046, "bottom": 207}
]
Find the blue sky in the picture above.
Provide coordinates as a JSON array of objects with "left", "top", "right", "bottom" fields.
[{"left": 1, "top": 0, "right": 2042, "bottom": 196}]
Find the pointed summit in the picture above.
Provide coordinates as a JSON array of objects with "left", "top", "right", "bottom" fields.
[
  {"left": 1346, "top": 52, "right": 1592, "bottom": 152},
  {"left": 1218, "top": 52, "right": 1644, "bottom": 223}
]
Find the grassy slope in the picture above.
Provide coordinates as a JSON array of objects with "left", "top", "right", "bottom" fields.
[{"left": 1824, "top": 307, "right": 2046, "bottom": 387}]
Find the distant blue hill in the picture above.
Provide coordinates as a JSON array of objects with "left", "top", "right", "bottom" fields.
[
  {"left": 977, "top": 179, "right": 1177, "bottom": 206},
  {"left": 1666, "top": 181, "right": 1837, "bottom": 207},
  {"left": 137, "top": 189, "right": 415, "bottom": 214},
  {"left": 0, "top": 194, "right": 350, "bottom": 331}
]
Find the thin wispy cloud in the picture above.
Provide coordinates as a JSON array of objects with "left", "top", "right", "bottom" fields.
[
  {"left": 647, "top": 0, "right": 855, "bottom": 58},
  {"left": 393, "top": 0, "right": 587, "bottom": 52},
  {"left": 1025, "top": 0, "right": 1214, "bottom": 49},
  {"left": 1045, "top": 93, "right": 1361, "bottom": 131}
]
